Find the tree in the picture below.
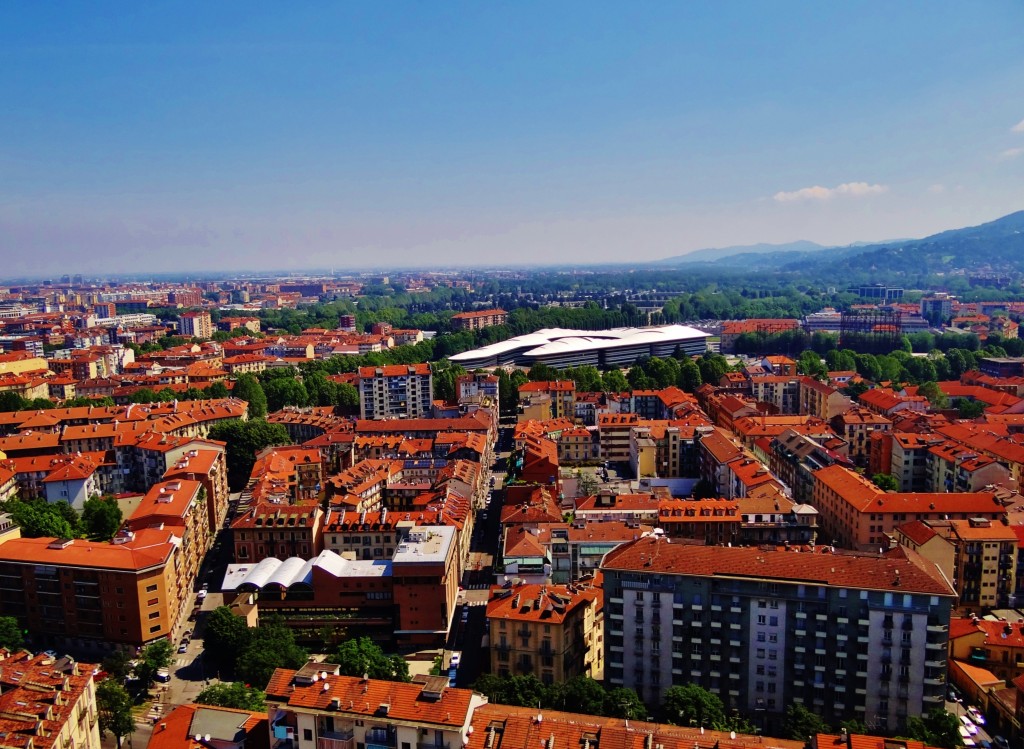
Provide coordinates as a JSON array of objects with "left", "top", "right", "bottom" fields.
[
  {"left": 548, "top": 675, "right": 607, "bottom": 716},
  {"left": 0, "top": 392, "right": 26, "bottom": 412},
  {"left": 81, "top": 496, "right": 123, "bottom": 541},
  {"left": 783, "top": 703, "right": 829, "bottom": 741},
  {"left": 798, "top": 350, "right": 826, "bottom": 379},
  {"left": 101, "top": 650, "right": 134, "bottom": 685},
  {"left": 334, "top": 637, "right": 411, "bottom": 682},
  {"left": 203, "top": 606, "right": 254, "bottom": 674},
  {"left": 916, "top": 381, "right": 949, "bottom": 409},
  {"left": 304, "top": 372, "right": 340, "bottom": 407},
  {"left": 235, "top": 619, "right": 307, "bottom": 687},
  {"left": 602, "top": 369, "right": 629, "bottom": 393},
  {"left": 336, "top": 382, "right": 360, "bottom": 411},
  {"left": 872, "top": 473, "right": 899, "bottom": 492},
  {"left": 957, "top": 399, "right": 987, "bottom": 419},
  {"left": 527, "top": 362, "right": 557, "bottom": 382},
  {"left": 660, "top": 684, "right": 726, "bottom": 728},
  {"left": 196, "top": 681, "right": 267, "bottom": 711},
  {"left": 0, "top": 616, "right": 23, "bottom": 650},
  {"left": 575, "top": 470, "right": 599, "bottom": 499},
  {"left": 208, "top": 419, "right": 292, "bottom": 490},
  {"left": 604, "top": 687, "right": 646, "bottom": 719},
  {"left": 472, "top": 674, "right": 548, "bottom": 708},
  {"left": 2, "top": 497, "right": 77, "bottom": 539},
  {"left": 902, "top": 708, "right": 962, "bottom": 749},
  {"left": 263, "top": 377, "right": 309, "bottom": 411},
  {"left": 233, "top": 374, "right": 268, "bottom": 418},
  {"left": 96, "top": 679, "right": 135, "bottom": 749},
  {"left": 135, "top": 640, "right": 172, "bottom": 686},
  {"left": 677, "top": 359, "right": 702, "bottom": 392}
]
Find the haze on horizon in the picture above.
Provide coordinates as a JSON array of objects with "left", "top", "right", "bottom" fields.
[{"left": 2, "top": 2, "right": 1024, "bottom": 277}]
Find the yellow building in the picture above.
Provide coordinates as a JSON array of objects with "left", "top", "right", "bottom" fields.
[{"left": 486, "top": 582, "right": 603, "bottom": 685}]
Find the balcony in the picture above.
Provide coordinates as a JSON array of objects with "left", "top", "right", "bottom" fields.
[
  {"left": 366, "top": 729, "right": 397, "bottom": 749},
  {"left": 418, "top": 743, "right": 451, "bottom": 749},
  {"left": 320, "top": 735, "right": 355, "bottom": 749}
]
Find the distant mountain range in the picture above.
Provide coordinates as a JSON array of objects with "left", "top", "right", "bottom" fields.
[{"left": 657, "top": 210, "right": 1024, "bottom": 277}]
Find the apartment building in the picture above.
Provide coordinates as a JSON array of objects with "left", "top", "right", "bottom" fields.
[
  {"left": 486, "top": 582, "right": 603, "bottom": 683},
  {"left": 178, "top": 310, "right": 213, "bottom": 339},
  {"left": 518, "top": 381, "right": 576, "bottom": 421},
  {"left": 0, "top": 650, "right": 102, "bottom": 749},
  {"left": 451, "top": 308, "right": 507, "bottom": 331},
  {"left": 358, "top": 364, "right": 434, "bottom": 420},
  {"left": 831, "top": 408, "right": 893, "bottom": 468},
  {"left": 601, "top": 534, "right": 955, "bottom": 732},
  {"left": 811, "top": 465, "right": 1007, "bottom": 552},
  {"left": 265, "top": 665, "right": 486, "bottom": 749},
  {"left": 798, "top": 376, "right": 852, "bottom": 421},
  {"left": 0, "top": 531, "right": 183, "bottom": 651},
  {"left": 895, "top": 517, "right": 1018, "bottom": 610}
]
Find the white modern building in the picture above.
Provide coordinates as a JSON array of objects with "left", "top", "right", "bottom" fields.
[{"left": 449, "top": 325, "right": 709, "bottom": 369}]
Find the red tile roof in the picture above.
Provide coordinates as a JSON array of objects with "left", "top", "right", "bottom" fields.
[{"left": 602, "top": 535, "right": 955, "bottom": 595}]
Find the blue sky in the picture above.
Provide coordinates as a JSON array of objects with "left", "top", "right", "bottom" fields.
[{"left": 2, "top": 2, "right": 1023, "bottom": 275}]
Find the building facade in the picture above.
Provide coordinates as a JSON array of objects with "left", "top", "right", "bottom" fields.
[{"left": 601, "top": 535, "right": 954, "bottom": 733}]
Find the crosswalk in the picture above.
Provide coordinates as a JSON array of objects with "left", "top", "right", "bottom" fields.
[{"left": 464, "top": 583, "right": 490, "bottom": 590}]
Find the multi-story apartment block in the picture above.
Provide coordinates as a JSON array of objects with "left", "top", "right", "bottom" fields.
[
  {"left": 487, "top": 582, "right": 603, "bottom": 683},
  {"left": 359, "top": 364, "right": 434, "bottom": 420},
  {"left": 812, "top": 465, "right": 1007, "bottom": 551},
  {"left": 450, "top": 308, "right": 507, "bottom": 331},
  {"left": 0, "top": 530, "right": 184, "bottom": 651},
  {"left": 0, "top": 650, "right": 102, "bottom": 749},
  {"left": 266, "top": 665, "right": 486, "bottom": 749},
  {"left": 518, "top": 381, "right": 576, "bottom": 421},
  {"left": 831, "top": 408, "right": 893, "bottom": 468},
  {"left": 798, "top": 376, "right": 852, "bottom": 421},
  {"left": 601, "top": 534, "right": 955, "bottom": 733},
  {"left": 748, "top": 376, "right": 801, "bottom": 415},
  {"left": 178, "top": 310, "right": 213, "bottom": 339},
  {"left": 895, "top": 517, "right": 1018, "bottom": 610}
]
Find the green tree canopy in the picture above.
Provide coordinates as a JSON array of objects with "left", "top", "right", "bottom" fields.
[
  {"left": 207, "top": 419, "right": 292, "bottom": 490},
  {"left": 333, "top": 637, "right": 411, "bottom": 682},
  {"left": 233, "top": 374, "right": 268, "bottom": 417},
  {"left": 196, "top": 682, "right": 267, "bottom": 711},
  {"left": 782, "top": 703, "right": 830, "bottom": 741},
  {"left": 0, "top": 616, "right": 24, "bottom": 650},
  {"left": 81, "top": 496, "right": 123, "bottom": 541},
  {"left": 235, "top": 619, "right": 307, "bottom": 688},
  {"left": 203, "top": 606, "right": 254, "bottom": 674},
  {"left": 660, "top": 684, "right": 727, "bottom": 728},
  {"left": 2, "top": 497, "right": 78, "bottom": 539},
  {"left": 135, "top": 640, "right": 173, "bottom": 686},
  {"left": 872, "top": 473, "right": 900, "bottom": 492},
  {"left": 96, "top": 679, "right": 135, "bottom": 749},
  {"left": 264, "top": 377, "right": 309, "bottom": 411},
  {"left": 902, "top": 708, "right": 963, "bottom": 749}
]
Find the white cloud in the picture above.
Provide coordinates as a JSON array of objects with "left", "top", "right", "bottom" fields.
[
  {"left": 773, "top": 181, "right": 889, "bottom": 203},
  {"left": 999, "top": 147, "right": 1024, "bottom": 161},
  {"left": 1012, "top": 119, "right": 1024, "bottom": 133},
  {"left": 927, "top": 183, "right": 945, "bottom": 194}
]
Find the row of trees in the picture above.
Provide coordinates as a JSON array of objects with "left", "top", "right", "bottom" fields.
[
  {"left": 206, "top": 419, "right": 292, "bottom": 491},
  {"left": 1, "top": 495, "right": 122, "bottom": 541},
  {"left": 471, "top": 674, "right": 645, "bottom": 720},
  {"left": 202, "top": 610, "right": 410, "bottom": 701}
]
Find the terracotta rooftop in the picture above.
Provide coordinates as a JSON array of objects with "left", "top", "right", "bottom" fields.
[{"left": 602, "top": 535, "right": 955, "bottom": 596}]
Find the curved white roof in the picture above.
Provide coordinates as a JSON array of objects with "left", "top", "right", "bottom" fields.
[
  {"left": 266, "top": 556, "right": 311, "bottom": 588},
  {"left": 450, "top": 324, "right": 707, "bottom": 363},
  {"left": 239, "top": 556, "right": 283, "bottom": 589}
]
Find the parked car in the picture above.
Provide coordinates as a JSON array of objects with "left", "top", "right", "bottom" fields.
[
  {"left": 196, "top": 590, "right": 207, "bottom": 601},
  {"left": 155, "top": 668, "right": 170, "bottom": 683},
  {"left": 177, "top": 643, "right": 188, "bottom": 654},
  {"left": 967, "top": 706, "right": 986, "bottom": 725},
  {"left": 991, "top": 737, "right": 1009, "bottom": 749},
  {"left": 461, "top": 607, "right": 469, "bottom": 623},
  {"left": 450, "top": 652, "right": 462, "bottom": 668},
  {"left": 959, "top": 716, "right": 978, "bottom": 736}
]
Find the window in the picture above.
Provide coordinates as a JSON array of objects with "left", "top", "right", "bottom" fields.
[
  {"left": 148, "top": 611, "right": 159, "bottom": 620},
  {"left": 304, "top": 730, "right": 313, "bottom": 742},
  {"left": 149, "top": 625, "right": 161, "bottom": 633},
  {"left": 146, "top": 584, "right": 158, "bottom": 593},
  {"left": 757, "top": 632, "right": 766, "bottom": 642},
  {"left": 757, "top": 615, "right": 766, "bottom": 625}
]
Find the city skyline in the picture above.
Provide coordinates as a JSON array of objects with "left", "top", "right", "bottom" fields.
[{"left": 2, "top": 3, "right": 1023, "bottom": 275}]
